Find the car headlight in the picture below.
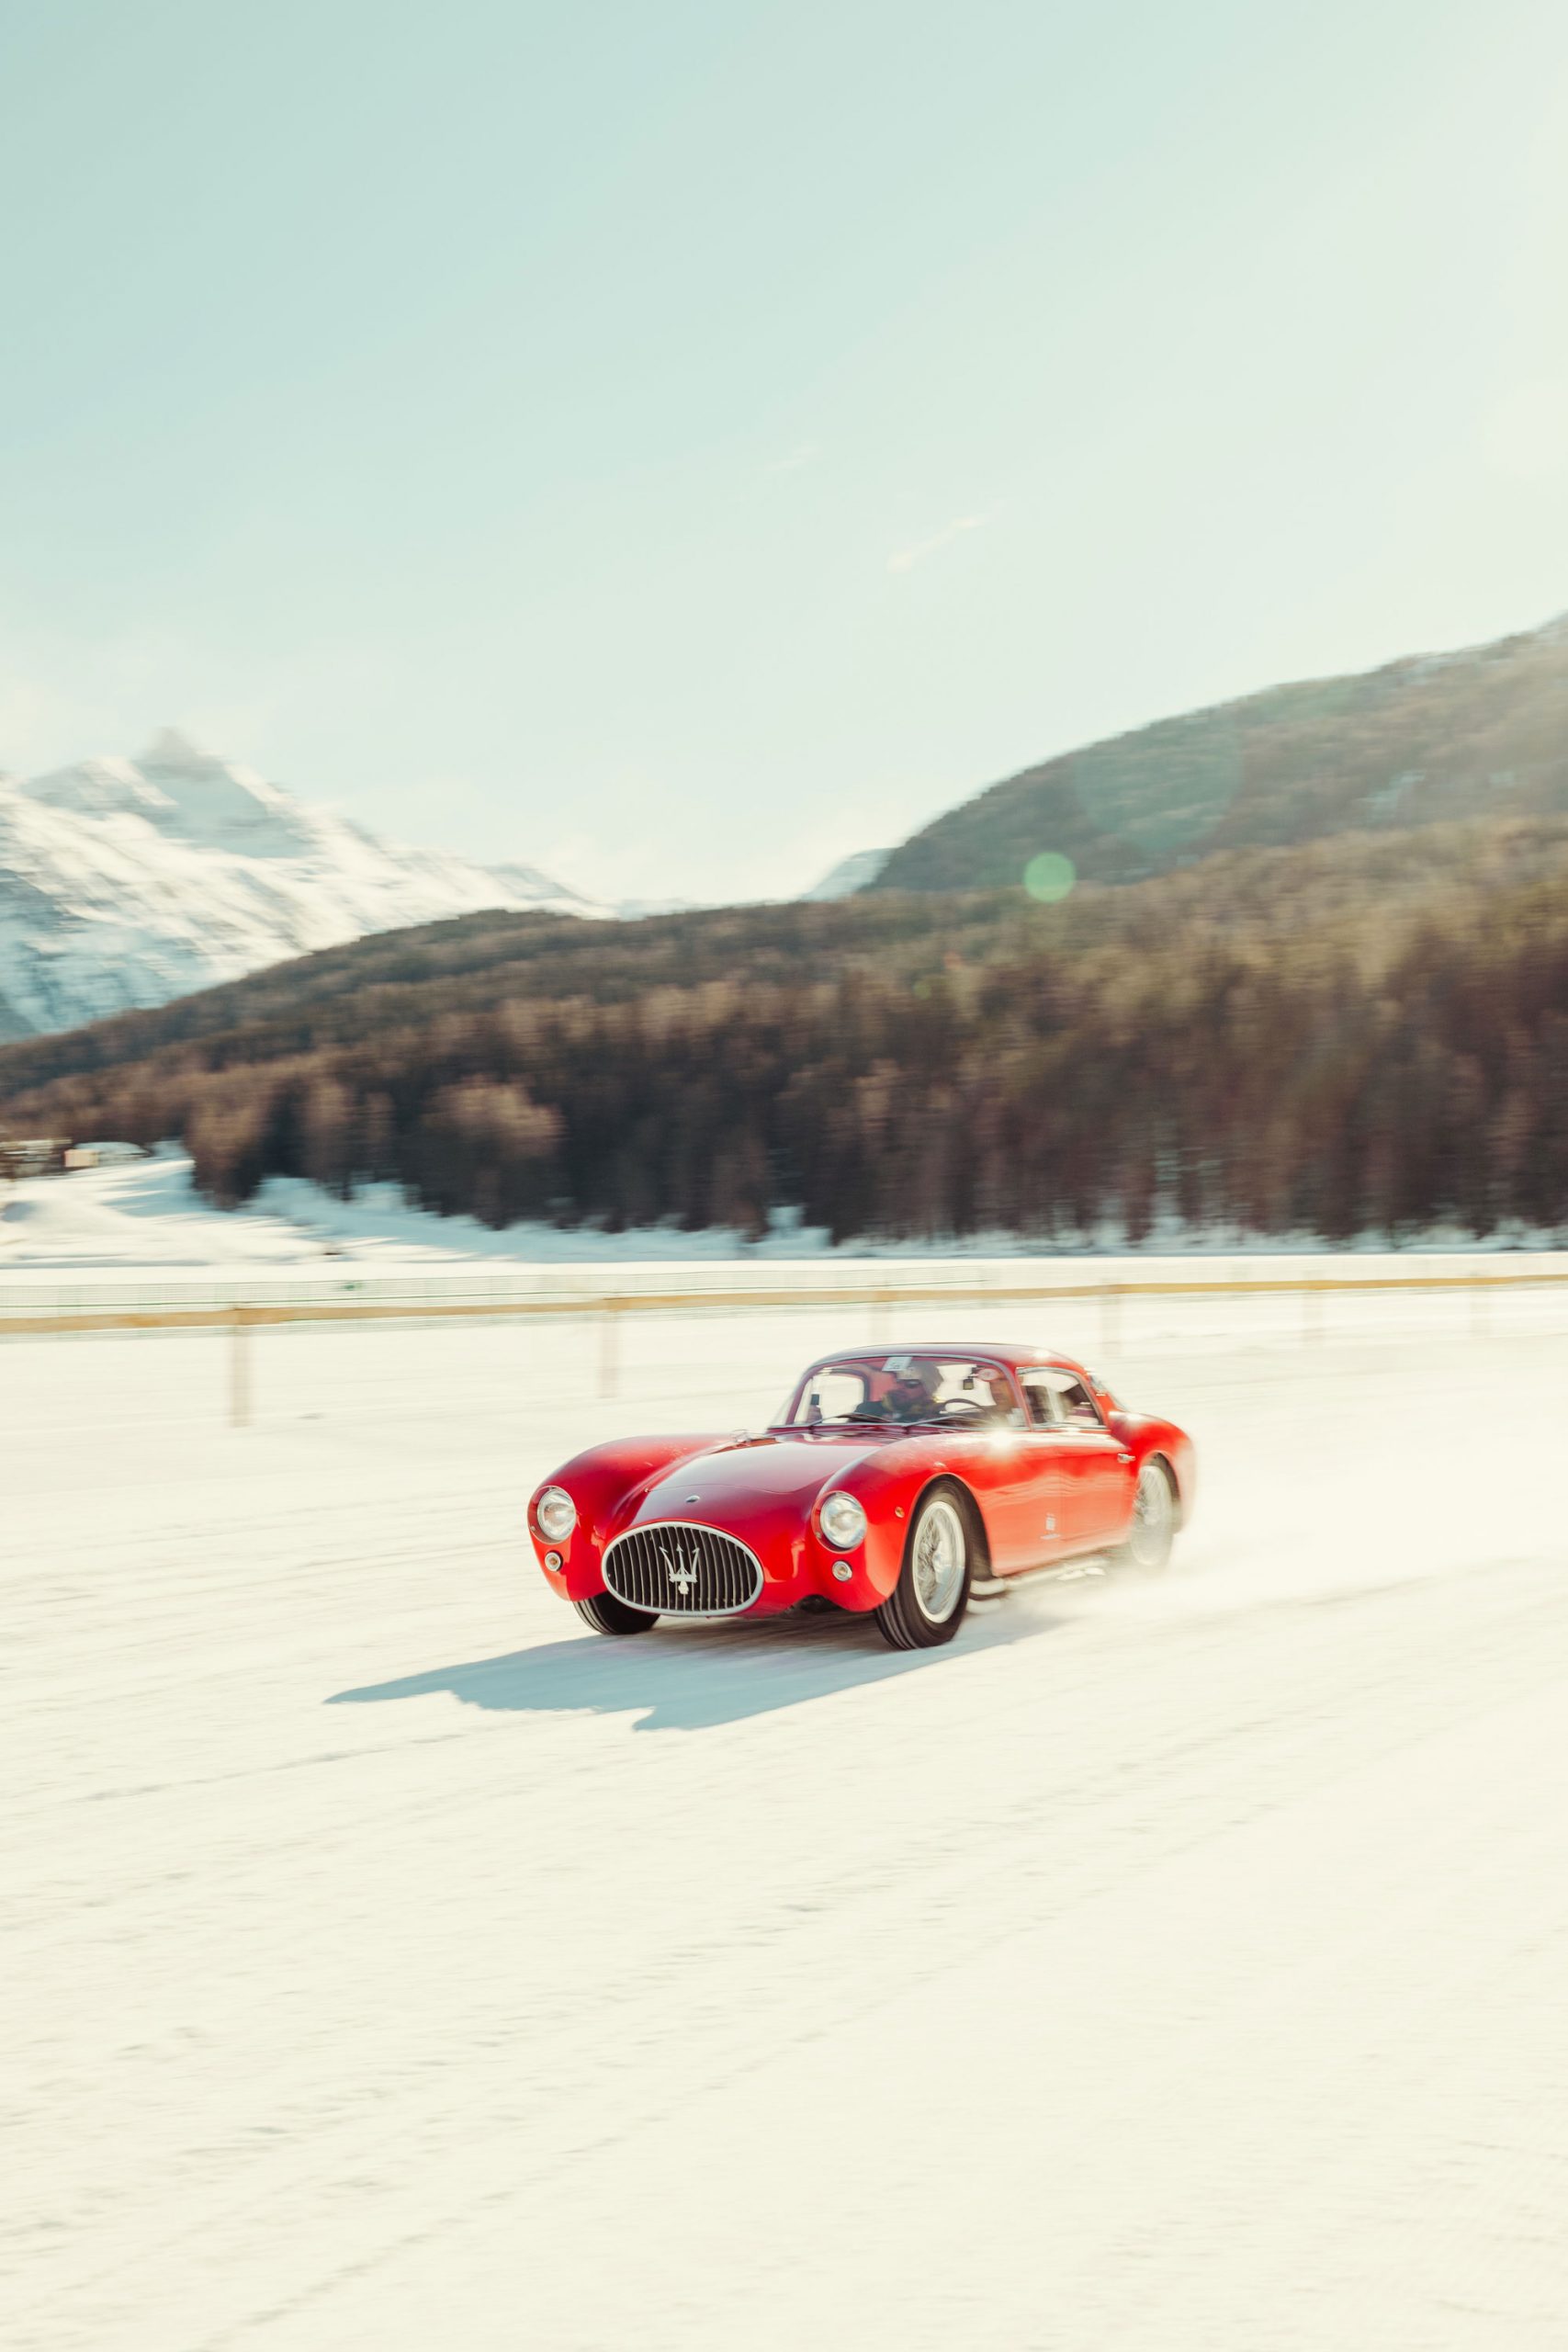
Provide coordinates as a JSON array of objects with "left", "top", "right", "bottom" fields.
[
  {"left": 536, "top": 1486, "right": 577, "bottom": 1542},
  {"left": 818, "top": 1490, "right": 866, "bottom": 1550}
]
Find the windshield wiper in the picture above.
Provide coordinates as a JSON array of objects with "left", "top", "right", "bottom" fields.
[{"left": 782, "top": 1413, "right": 890, "bottom": 1430}]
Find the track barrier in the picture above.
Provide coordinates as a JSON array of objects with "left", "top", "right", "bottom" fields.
[{"left": 5, "top": 1252, "right": 1567, "bottom": 1426}]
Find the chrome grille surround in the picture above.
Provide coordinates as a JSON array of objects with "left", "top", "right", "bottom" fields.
[{"left": 602, "top": 1521, "right": 764, "bottom": 1617}]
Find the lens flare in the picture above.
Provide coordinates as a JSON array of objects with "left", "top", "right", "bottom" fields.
[{"left": 1023, "top": 852, "right": 1076, "bottom": 903}]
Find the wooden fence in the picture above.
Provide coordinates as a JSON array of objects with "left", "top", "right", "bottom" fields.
[{"left": 4, "top": 1253, "right": 1566, "bottom": 1425}]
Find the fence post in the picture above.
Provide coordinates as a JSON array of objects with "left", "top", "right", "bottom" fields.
[{"left": 230, "top": 1306, "right": 253, "bottom": 1429}]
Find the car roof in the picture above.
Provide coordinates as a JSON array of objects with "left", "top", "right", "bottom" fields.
[{"left": 806, "top": 1342, "right": 1076, "bottom": 1374}]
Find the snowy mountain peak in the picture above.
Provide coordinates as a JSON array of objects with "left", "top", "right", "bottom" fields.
[
  {"left": 0, "top": 736, "right": 605, "bottom": 1042},
  {"left": 128, "top": 732, "right": 312, "bottom": 856},
  {"left": 25, "top": 754, "right": 176, "bottom": 821},
  {"left": 139, "top": 725, "right": 228, "bottom": 775},
  {"left": 805, "top": 847, "right": 891, "bottom": 900}
]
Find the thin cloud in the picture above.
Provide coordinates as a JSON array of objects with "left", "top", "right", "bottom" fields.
[
  {"left": 886, "top": 513, "right": 990, "bottom": 575},
  {"left": 763, "top": 442, "right": 820, "bottom": 475}
]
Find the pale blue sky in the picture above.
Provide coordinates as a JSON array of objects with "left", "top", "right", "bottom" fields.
[{"left": 4, "top": 0, "right": 1567, "bottom": 901}]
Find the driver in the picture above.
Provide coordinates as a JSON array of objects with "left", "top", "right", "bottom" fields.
[{"left": 882, "top": 1356, "right": 942, "bottom": 1423}]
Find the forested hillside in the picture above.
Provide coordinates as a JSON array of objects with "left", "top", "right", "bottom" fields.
[
  {"left": 5, "top": 818, "right": 1567, "bottom": 1243},
  {"left": 875, "top": 611, "right": 1568, "bottom": 894}
]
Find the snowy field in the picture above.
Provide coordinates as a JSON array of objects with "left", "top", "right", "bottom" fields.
[
  {"left": 0, "top": 1150, "right": 814, "bottom": 1271},
  {"left": 6, "top": 1285, "right": 1568, "bottom": 2349},
  {"left": 6, "top": 1150, "right": 1563, "bottom": 1275}
]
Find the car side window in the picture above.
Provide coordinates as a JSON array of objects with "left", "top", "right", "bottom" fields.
[
  {"left": 1024, "top": 1370, "right": 1106, "bottom": 1430},
  {"left": 1056, "top": 1374, "right": 1106, "bottom": 1428}
]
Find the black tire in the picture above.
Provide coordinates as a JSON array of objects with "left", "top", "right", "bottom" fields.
[
  {"left": 1112, "top": 1458, "right": 1176, "bottom": 1573},
  {"left": 574, "top": 1591, "right": 659, "bottom": 1635},
  {"left": 875, "top": 1485, "right": 974, "bottom": 1650}
]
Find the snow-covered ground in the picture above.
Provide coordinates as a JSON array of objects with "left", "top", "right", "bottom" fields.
[
  {"left": 4, "top": 1151, "right": 1564, "bottom": 1278},
  {"left": 0, "top": 1150, "right": 837, "bottom": 1269},
  {"left": 5, "top": 1291, "right": 1567, "bottom": 2348}
]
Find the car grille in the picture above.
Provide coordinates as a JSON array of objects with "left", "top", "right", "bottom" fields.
[{"left": 602, "top": 1521, "right": 764, "bottom": 1617}]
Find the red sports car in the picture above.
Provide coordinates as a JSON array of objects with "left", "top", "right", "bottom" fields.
[{"left": 527, "top": 1343, "right": 1195, "bottom": 1649}]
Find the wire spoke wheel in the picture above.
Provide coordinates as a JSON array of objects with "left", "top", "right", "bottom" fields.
[
  {"left": 911, "top": 1498, "right": 966, "bottom": 1623},
  {"left": 876, "top": 1487, "right": 973, "bottom": 1649}
]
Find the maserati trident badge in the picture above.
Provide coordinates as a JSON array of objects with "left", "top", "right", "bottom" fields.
[{"left": 661, "top": 1543, "right": 699, "bottom": 1597}]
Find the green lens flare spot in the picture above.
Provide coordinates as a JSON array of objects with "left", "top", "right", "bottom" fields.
[{"left": 1023, "top": 852, "right": 1076, "bottom": 903}]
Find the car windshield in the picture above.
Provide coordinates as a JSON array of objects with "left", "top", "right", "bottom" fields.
[{"left": 783, "top": 1354, "right": 1024, "bottom": 1430}]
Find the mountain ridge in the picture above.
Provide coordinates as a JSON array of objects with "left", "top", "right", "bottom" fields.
[{"left": 871, "top": 608, "right": 1568, "bottom": 895}]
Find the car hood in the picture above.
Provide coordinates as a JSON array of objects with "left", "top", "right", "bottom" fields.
[{"left": 629, "top": 1431, "right": 874, "bottom": 1532}]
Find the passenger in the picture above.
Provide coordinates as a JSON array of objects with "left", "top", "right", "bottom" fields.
[{"left": 980, "top": 1372, "right": 1025, "bottom": 1428}]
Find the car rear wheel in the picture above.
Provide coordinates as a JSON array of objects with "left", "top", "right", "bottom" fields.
[
  {"left": 875, "top": 1488, "right": 973, "bottom": 1650},
  {"left": 1114, "top": 1459, "right": 1176, "bottom": 1572},
  {"left": 574, "top": 1592, "right": 659, "bottom": 1635}
]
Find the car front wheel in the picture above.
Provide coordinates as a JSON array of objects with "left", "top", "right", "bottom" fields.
[
  {"left": 574, "top": 1592, "right": 659, "bottom": 1635},
  {"left": 875, "top": 1488, "right": 973, "bottom": 1650}
]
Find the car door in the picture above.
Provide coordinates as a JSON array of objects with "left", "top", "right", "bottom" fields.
[
  {"left": 985, "top": 1373, "right": 1074, "bottom": 1568},
  {"left": 1039, "top": 1370, "right": 1134, "bottom": 1546}
]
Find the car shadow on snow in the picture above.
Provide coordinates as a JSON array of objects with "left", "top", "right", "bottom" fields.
[{"left": 326, "top": 1600, "right": 1064, "bottom": 1735}]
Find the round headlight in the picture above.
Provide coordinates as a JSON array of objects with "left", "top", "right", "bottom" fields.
[
  {"left": 536, "top": 1486, "right": 577, "bottom": 1542},
  {"left": 818, "top": 1490, "right": 866, "bottom": 1550}
]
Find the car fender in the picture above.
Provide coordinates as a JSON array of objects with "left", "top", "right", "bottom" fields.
[
  {"left": 1107, "top": 1412, "right": 1195, "bottom": 1524},
  {"left": 901, "top": 1468, "right": 993, "bottom": 1574},
  {"left": 528, "top": 1434, "right": 728, "bottom": 1599},
  {"left": 817, "top": 1447, "right": 996, "bottom": 1601}
]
